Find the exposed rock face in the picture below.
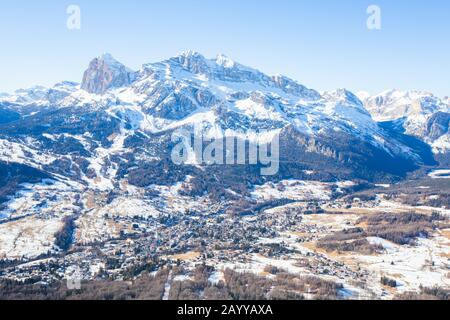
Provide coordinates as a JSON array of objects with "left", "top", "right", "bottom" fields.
[
  {"left": 81, "top": 53, "right": 135, "bottom": 94},
  {"left": 425, "top": 112, "right": 450, "bottom": 140},
  {"left": 360, "top": 90, "right": 448, "bottom": 122},
  {"left": 271, "top": 75, "right": 321, "bottom": 100},
  {"left": 359, "top": 90, "right": 450, "bottom": 153}
]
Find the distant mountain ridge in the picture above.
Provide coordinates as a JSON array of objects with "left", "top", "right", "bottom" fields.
[{"left": 358, "top": 90, "right": 450, "bottom": 154}]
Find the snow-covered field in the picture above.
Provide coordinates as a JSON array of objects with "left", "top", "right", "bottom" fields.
[
  {"left": 357, "top": 235, "right": 450, "bottom": 294},
  {"left": 428, "top": 169, "right": 450, "bottom": 179},
  {"left": 97, "top": 198, "right": 161, "bottom": 219},
  {"left": 0, "top": 217, "right": 62, "bottom": 260},
  {"left": 0, "top": 138, "right": 59, "bottom": 182},
  {"left": 229, "top": 206, "right": 450, "bottom": 299},
  {"left": 0, "top": 166, "right": 447, "bottom": 300},
  {"left": 75, "top": 211, "right": 122, "bottom": 245},
  {"left": 251, "top": 180, "right": 333, "bottom": 201},
  {"left": 0, "top": 180, "right": 81, "bottom": 221}
]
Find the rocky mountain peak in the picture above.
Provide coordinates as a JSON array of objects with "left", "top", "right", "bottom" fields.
[
  {"left": 172, "top": 51, "right": 212, "bottom": 76},
  {"left": 215, "top": 53, "right": 236, "bottom": 68},
  {"left": 323, "top": 89, "right": 363, "bottom": 105},
  {"left": 81, "top": 53, "right": 135, "bottom": 95}
]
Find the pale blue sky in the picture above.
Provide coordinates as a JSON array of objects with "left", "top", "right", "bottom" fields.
[{"left": 0, "top": 0, "right": 449, "bottom": 96}]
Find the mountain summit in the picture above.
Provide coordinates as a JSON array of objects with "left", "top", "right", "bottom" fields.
[{"left": 81, "top": 53, "right": 135, "bottom": 94}]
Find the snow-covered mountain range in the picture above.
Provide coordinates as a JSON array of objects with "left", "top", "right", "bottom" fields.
[
  {"left": 358, "top": 90, "right": 450, "bottom": 154},
  {"left": 0, "top": 52, "right": 448, "bottom": 199}
]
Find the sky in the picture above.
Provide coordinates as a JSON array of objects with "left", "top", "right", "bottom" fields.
[{"left": 0, "top": 0, "right": 449, "bottom": 97}]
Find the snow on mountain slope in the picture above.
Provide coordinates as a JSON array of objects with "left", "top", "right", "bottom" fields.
[
  {"left": 360, "top": 90, "right": 450, "bottom": 153},
  {"left": 0, "top": 51, "right": 435, "bottom": 183},
  {"left": 55, "top": 52, "right": 410, "bottom": 157},
  {"left": 0, "top": 82, "right": 79, "bottom": 113},
  {"left": 0, "top": 216, "right": 62, "bottom": 259},
  {"left": 0, "top": 86, "right": 49, "bottom": 105},
  {"left": 1, "top": 52, "right": 381, "bottom": 140},
  {"left": 360, "top": 90, "right": 446, "bottom": 122}
]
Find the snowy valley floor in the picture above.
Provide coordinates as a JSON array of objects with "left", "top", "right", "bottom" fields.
[{"left": 0, "top": 177, "right": 449, "bottom": 300}]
